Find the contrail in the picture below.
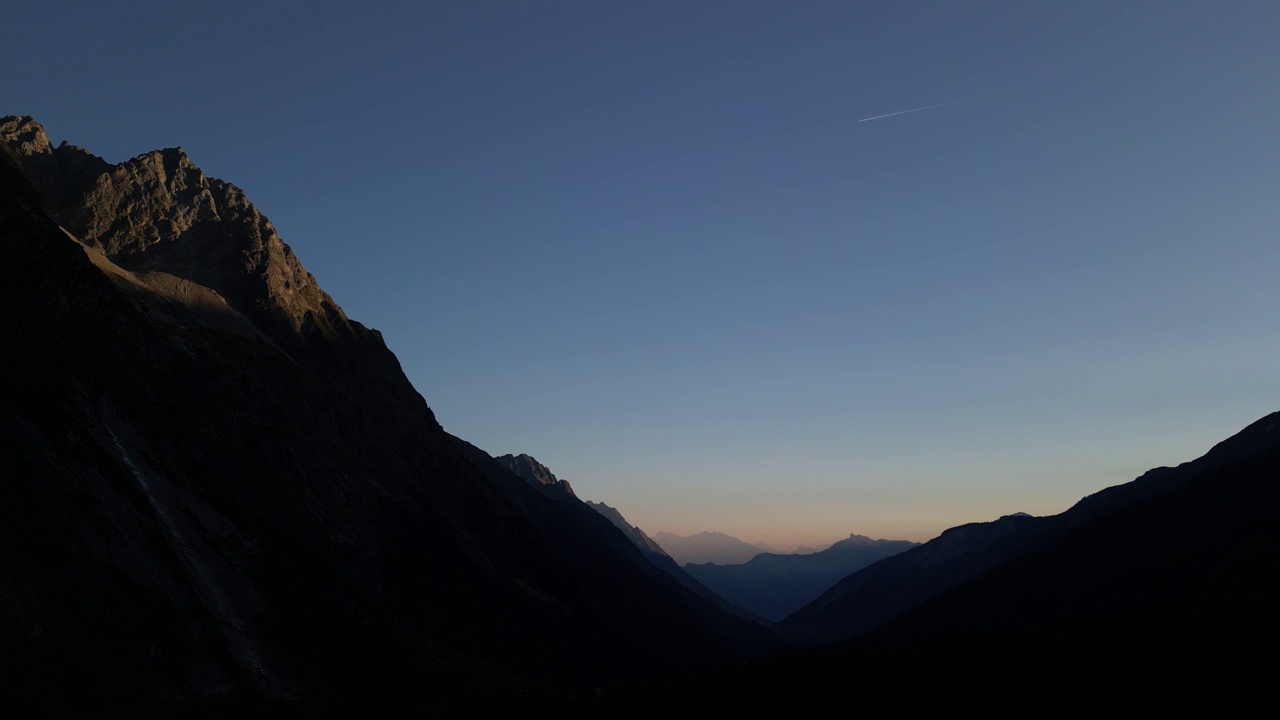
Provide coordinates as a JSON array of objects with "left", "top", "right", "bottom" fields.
[{"left": 858, "top": 100, "right": 967, "bottom": 123}]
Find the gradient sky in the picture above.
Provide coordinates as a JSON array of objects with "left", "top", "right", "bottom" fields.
[{"left": 7, "top": 1, "right": 1280, "bottom": 546}]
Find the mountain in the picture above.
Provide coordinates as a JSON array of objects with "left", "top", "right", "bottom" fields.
[
  {"left": 652, "top": 531, "right": 775, "bottom": 566},
  {"left": 605, "top": 411, "right": 1280, "bottom": 712},
  {"left": 485, "top": 448, "right": 774, "bottom": 636},
  {"left": 488, "top": 454, "right": 766, "bottom": 625},
  {"left": 779, "top": 410, "right": 1280, "bottom": 645},
  {"left": 583, "top": 500, "right": 769, "bottom": 625},
  {"left": 493, "top": 453, "right": 577, "bottom": 499},
  {"left": 0, "top": 116, "right": 762, "bottom": 714},
  {"left": 585, "top": 500, "right": 672, "bottom": 559},
  {"left": 864, "top": 411, "right": 1280, "bottom": 646},
  {"left": 777, "top": 513, "right": 1047, "bottom": 642},
  {"left": 684, "top": 535, "right": 918, "bottom": 622}
]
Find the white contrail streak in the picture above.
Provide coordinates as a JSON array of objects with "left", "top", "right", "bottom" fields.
[{"left": 858, "top": 101, "right": 967, "bottom": 123}]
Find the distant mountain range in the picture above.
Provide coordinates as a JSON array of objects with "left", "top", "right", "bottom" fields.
[
  {"left": 778, "top": 410, "right": 1280, "bottom": 645},
  {"left": 684, "top": 535, "right": 918, "bottom": 622},
  {"left": 606, "top": 411, "right": 1280, "bottom": 711},
  {"left": 4, "top": 114, "right": 1276, "bottom": 713},
  {"left": 652, "top": 531, "right": 778, "bottom": 565},
  {"left": 777, "top": 512, "right": 1043, "bottom": 642}
]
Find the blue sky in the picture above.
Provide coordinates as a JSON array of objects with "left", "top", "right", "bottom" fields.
[{"left": 8, "top": 1, "right": 1280, "bottom": 545}]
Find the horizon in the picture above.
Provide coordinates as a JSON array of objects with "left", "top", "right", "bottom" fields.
[{"left": 7, "top": 1, "right": 1280, "bottom": 548}]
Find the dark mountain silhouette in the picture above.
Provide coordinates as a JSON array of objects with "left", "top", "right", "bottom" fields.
[
  {"left": 778, "top": 512, "right": 1048, "bottom": 642},
  {"left": 584, "top": 500, "right": 671, "bottom": 559},
  {"left": 582, "top": 499, "right": 768, "bottom": 625},
  {"left": 6, "top": 113, "right": 1275, "bottom": 713},
  {"left": 684, "top": 535, "right": 918, "bottom": 622},
  {"left": 864, "top": 411, "right": 1280, "bottom": 645},
  {"left": 779, "top": 410, "right": 1280, "bottom": 645},
  {"left": 490, "top": 453, "right": 767, "bottom": 624},
  {"left": 0, "top": 117, "right": 768, "bottom": 715},
  {"left": 652, "top": 531, "right": 775, "bottom": 565},
  {"left": 484, "top": 448, "right": 773, "bottom": 635},
  {"left": 604, "top": 411, "right": 1280, "bottom": 712}
]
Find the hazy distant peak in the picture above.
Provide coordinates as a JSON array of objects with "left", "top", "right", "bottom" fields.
[{"left": 651, "top": 530, "right": 774, "bottom": 566}]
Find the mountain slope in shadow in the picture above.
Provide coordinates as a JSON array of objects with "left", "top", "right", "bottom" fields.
[
  {"left": 495, "top": 452, "right": 768, "bottom": 624},
  {"left": 606, "top": 410, "right": 1280, "bottom": 712},
  {"left": 779, "top": 410, "right": 1280, "bottom": 645},
  {"left": 0, "top": 117, "right": 764, "bottom": 715}
]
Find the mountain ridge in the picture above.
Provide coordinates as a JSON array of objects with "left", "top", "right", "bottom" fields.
[
  {"left": 778, "top": 409, "right": 1280, "bottom": 644},
  {"left": 492, "top": 453, "right": 768, "bottom": 625},
  {"left": 0, "top": 116, "right": 761, "bottom": 713},
  {"left": 494, "top": 453, "right": 577, "bottom": 499},
  {"left": 652, "top": 530, "right": 776, "bottom": 566},
  {"left": 603, "top": 408, "right": 1280, "bottom": 712},
  {"left": 684, "top": 534, "right": 918, "bottom": 621}
]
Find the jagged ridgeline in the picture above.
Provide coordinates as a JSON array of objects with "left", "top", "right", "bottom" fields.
[
  {"left": 0, "top": 117, "right": 766, "bottom": 714},
  {"left": 7, "top": 114, "right": 1278, "bottom": 715}
]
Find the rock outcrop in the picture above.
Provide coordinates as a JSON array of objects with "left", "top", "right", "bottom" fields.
[{"left": 494, "top": 453, "right": 577, "bottom": 498}]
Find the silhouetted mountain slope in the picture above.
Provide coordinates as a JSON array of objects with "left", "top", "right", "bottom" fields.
[
  {"left": 778, "top": 513, "right": 1048, "bottom": 642},
  {"left": 585, "top": 500, "right": 671, "bottom": 559},
  {"left": 780, "top": 411, "right": 1280, "bottom": 645},
  {"left": 484, "top": 449, "right": 774, "bottom": 634},
  {"left": 605, "top": 412, "right": 1280, "bottom": 713},
  {"left": 868, "top": 415, "right": 1280, "bottom": 647},
  {"left": 0, "top": 117, "right": 761, "bottom": 715},
  {"left": 584, "top": 499, "right": 769, "bottom": 626},
  {"left": 685, "top": 535, "right": 917, "bottom": 622},
  {"left": 488, "top": 453, "right": 767, "bottom": 626},
  {"left": 652, "top": 531, "right": 774, "bottom": 565}
]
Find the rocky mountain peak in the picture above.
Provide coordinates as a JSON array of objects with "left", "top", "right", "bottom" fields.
[
  {"left": 0, "top": 115, "right": 52, "bottom": 155},
  {"left": 1, "top": 116, "right": 440, "bottom": 441},
  {"left": 0, "top": 116, "right": 110, "bottom": 217},
  {"left": 69, "top": 145, "right": 334, "bottom": 340},
  {"left": 0, "top": 117, "right": 374, "bottom": 349},
  {"left": 493, "top": 453, "right": 577, "bottom": 498}
]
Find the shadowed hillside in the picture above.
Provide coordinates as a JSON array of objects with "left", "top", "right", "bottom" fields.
[{"left": 0, "top": 117, "right": 765, "bottom": 715}]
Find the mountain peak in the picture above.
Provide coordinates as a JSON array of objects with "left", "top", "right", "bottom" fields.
[
  {"left": 494, "top": 453, "right": 577, "bottom": 498},
  {"left": 0, "top": 115, "right": 440, "bottom": 431},
  {"left": 2, "top": 116, "right": 759, "bottom": 708},
  {"left": 0, "top": 115, "right": 52, "bottom": 155},
  {"left": 0, "top": 117, "right": 352, "bottom": 342}
]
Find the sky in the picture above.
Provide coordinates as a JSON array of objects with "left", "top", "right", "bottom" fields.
[{"left": 7, "top": 1, "right": 1280, "bottom": 546}]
